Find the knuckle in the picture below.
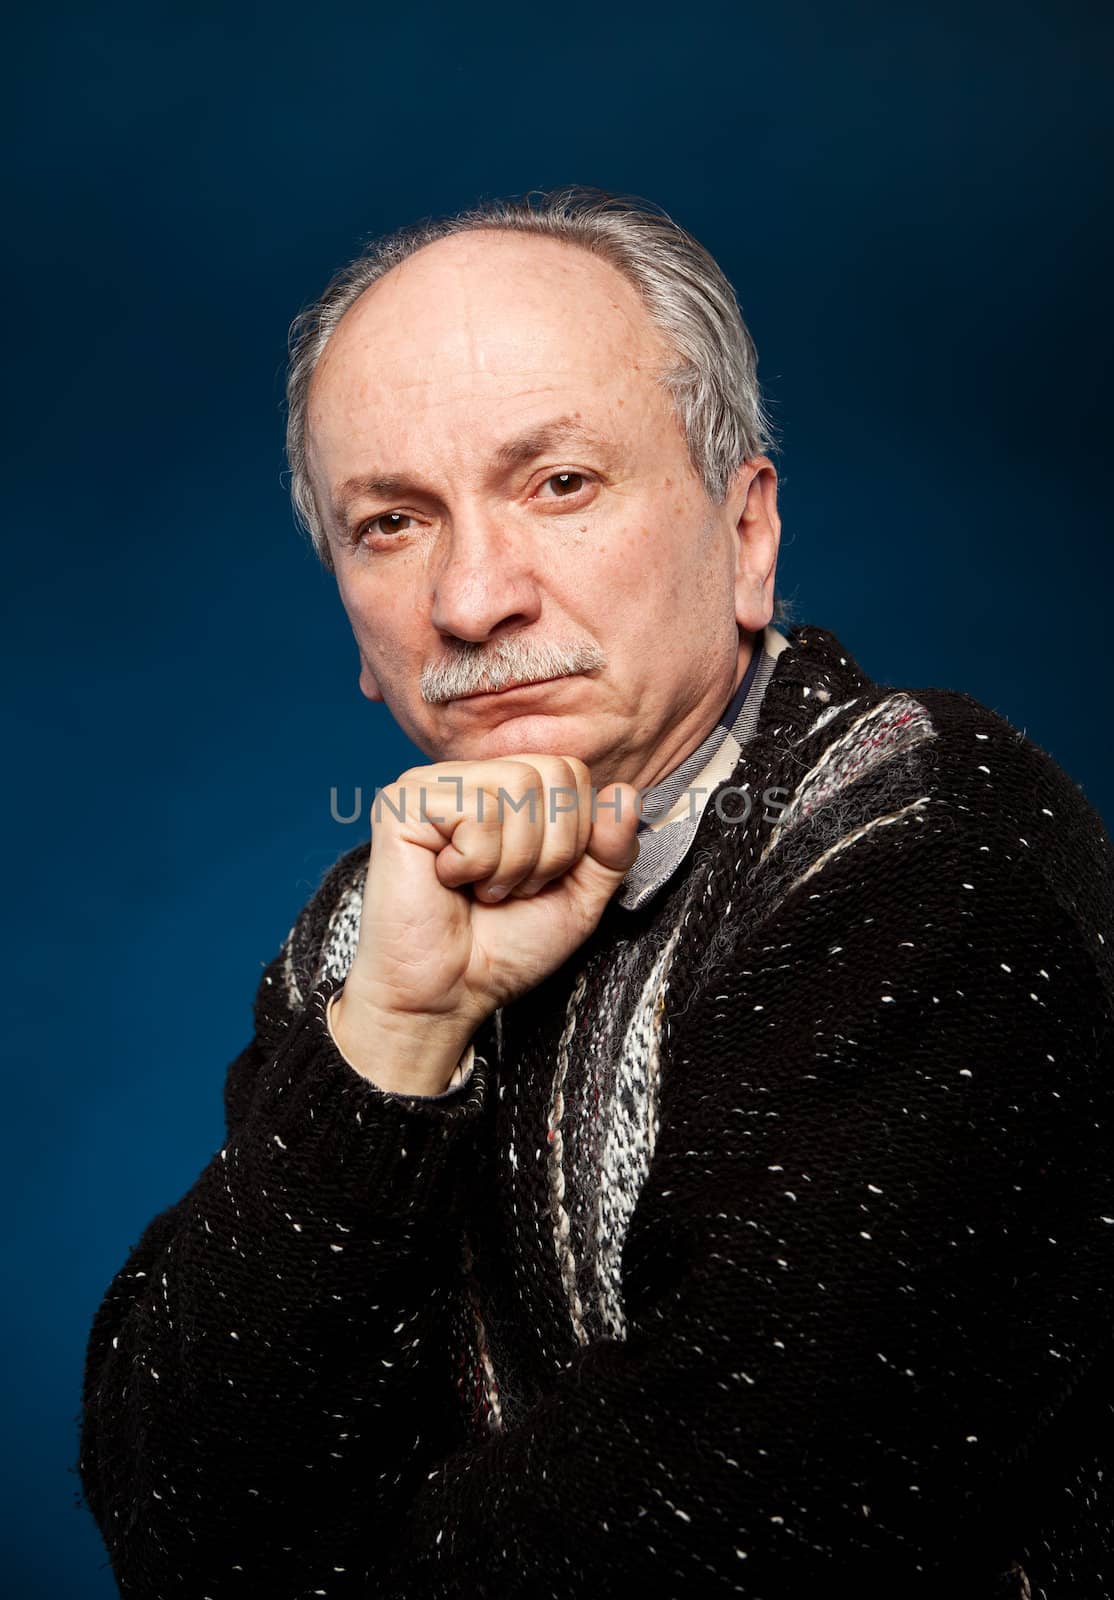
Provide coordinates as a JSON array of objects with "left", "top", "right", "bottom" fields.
[
  {"left": 379, "top": 779, "right": 407, "bottom": 810},
  {"left": 499, "top": 759, "right": 545, "bottom": 792},
  {"left": 561, "top": 755, "right": 590, "bottom": 785}
]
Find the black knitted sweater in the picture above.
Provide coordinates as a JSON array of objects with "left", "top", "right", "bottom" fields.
[{"left": 79, "top": 624, "right": 1114, "bottom": 1599}]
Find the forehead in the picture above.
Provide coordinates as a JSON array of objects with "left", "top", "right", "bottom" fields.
[{"left": 306, "top": 231, "right": 675, "bottom": 452}]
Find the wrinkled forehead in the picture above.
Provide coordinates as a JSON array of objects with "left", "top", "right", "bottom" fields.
[{"left": 306, "top": 232, "right": 675, "bottom": 440}]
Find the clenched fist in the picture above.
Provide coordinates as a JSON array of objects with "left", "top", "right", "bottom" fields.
[{"left": 329, "top": 755, "right": 641, "bottom": 1094}]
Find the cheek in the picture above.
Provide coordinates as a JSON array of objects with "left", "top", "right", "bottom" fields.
[
  {"left": 337, "top": 587, "right": 377, "bottom": 653},
  {"left": 601, "top": 524, "right": 672, "bottom": 584},
  {"left": 337, "top": 575, "right": 413, "bottom": 671},
  {"left": 591, "top": 542, "right": 685, "bottom": 641},
  {"left": 617, "top": 520, "right": 734, "bottom": 628}
]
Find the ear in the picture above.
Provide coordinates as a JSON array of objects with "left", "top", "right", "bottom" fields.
[{"left": 727, "top": 457, "right": 781, "bottom": 633}]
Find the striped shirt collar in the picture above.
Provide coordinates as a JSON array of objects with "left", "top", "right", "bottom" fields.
[{"left": 616, "top": 624, "right": 791, "bottom": 911}]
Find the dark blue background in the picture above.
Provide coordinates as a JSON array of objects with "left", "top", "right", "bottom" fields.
[{"left": 5, "top": 1, "right": 1111, "bottom": 1590}]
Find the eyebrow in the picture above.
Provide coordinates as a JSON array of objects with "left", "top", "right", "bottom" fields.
[{"left": 329, "top": 416, "right": 618, "bottom": 527}]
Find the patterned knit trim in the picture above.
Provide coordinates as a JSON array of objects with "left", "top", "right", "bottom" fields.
[
  {"left": 780, "top": 794, "right": 933, "bottom": 900},
  {"left": 547, "top": 971, "right": 591, "bottom": 1347},
  {"left": 459, "top": 1237, "right": 504, "bottom": 1438},
  {"left": 312, "top": 875, "right": 365, "bottom": 991},
  {"left": 761, "top": 691, "right": 937, "bottom": 866},
  {"left": 281, "top": 927, "right": 304, "bottom": 1011},
  {"left": 593, "top": 920, "right": 684, "bottom": 1340},
  {"left": 803, "top": 695, "right": 860, "bottom": 740}
]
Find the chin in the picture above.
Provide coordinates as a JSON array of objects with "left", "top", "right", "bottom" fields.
[{"left": 457, "top": 714, "right": 595, "bottom": 765}]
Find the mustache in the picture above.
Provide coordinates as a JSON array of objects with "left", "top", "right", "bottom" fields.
[{"left": 420, "top": 635, "right": 607, "bottom": 704}]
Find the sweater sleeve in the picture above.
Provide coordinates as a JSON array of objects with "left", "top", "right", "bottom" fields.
[
  {"left": 378, "top": 810, "right": 1114, "bottom": 1597},
  {"left": 78, "top": 950, "right": 489, "bottom": 1599}
]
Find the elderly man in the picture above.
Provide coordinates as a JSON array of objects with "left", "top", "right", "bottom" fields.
[{"left": 80, "top": 190, "right": 1113, "bottom": 1597}]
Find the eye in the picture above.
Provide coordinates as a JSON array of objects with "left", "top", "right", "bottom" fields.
[
  {"left": 542, "top": 472, "right": 585, "bottom": 498},
  {"left": 358, "top": 512, "right": 416, "bottom": 541}
]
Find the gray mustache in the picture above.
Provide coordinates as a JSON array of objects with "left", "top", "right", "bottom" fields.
[{"left": 420, "top": 636, "right": 607, "bottom": 704}]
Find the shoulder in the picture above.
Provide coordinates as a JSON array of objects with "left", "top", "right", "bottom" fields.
[
  {"left": 907, "top": 684, "right": 1114, "bottom": 979},
  {"left": 738, "top": 626, "right": 1114, "bottom": 960},
  {"left": 767, "top": 624, "right": 1106, "bottom": 848}
]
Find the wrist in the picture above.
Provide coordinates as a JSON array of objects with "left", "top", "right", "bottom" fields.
[{"left": 326, "top": 986, "right": 476, "bottom": 1096}]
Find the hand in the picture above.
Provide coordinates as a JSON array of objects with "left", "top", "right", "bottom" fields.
[{"left": 330, "top": 756, "right": 640, "bottom": 1092}]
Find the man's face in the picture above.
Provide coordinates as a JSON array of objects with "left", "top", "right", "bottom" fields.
[{"left": 306, "top": 230, "right": 780, "bottom": 792}]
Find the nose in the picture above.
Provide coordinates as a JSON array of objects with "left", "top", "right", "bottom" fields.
[{"left": 428, "top": 504, "right": 543, "bottom": 643}]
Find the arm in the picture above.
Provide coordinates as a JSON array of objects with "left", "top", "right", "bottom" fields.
[
  {"left": 380, "top": 818, "right": 1114, "bottom": 1597},
  {"left": 79, "top": 953, "right": 488, "bottom": 1598},
  {"left": 81, "top": 753, "right": 640, "bottom": 1598}
]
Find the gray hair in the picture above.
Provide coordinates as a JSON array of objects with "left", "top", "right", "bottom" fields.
[{"left": 285, "top": 186, "right": 785, "bottom": 611}]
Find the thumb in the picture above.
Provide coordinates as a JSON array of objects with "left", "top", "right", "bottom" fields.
[
  {"left": 556, "top": 783, "right": 641, "bottom": 924},
  {"left": 582, "top": 782, "right": 642, "bottom": 878}
]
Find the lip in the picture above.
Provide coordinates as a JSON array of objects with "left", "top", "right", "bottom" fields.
[{"left": 452, "top": 675, "right": 570, "bottom": 703}]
